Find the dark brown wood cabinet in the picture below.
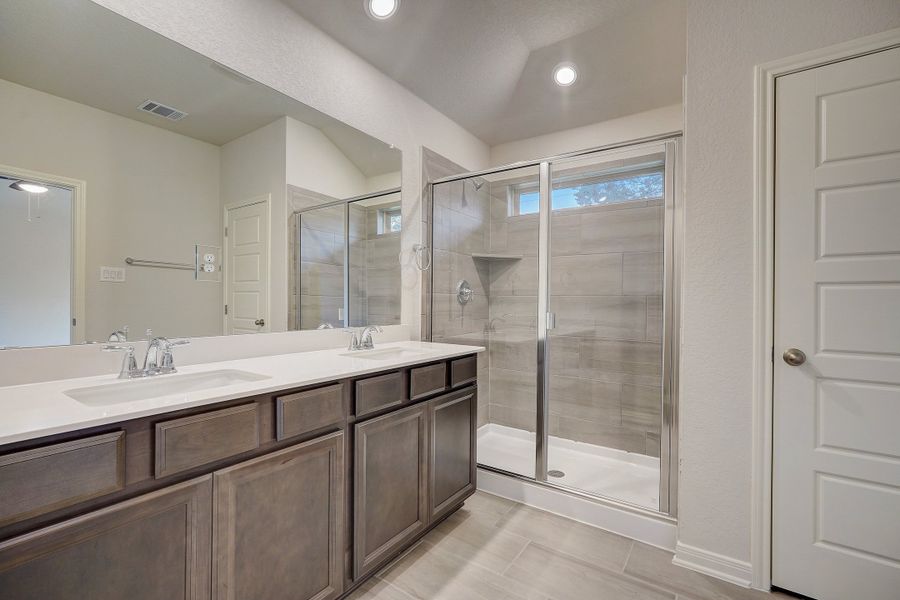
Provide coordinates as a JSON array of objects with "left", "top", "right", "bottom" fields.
[
  {"left": 0, "top": 476, "right": 212, "bottom": 600},
  {"left": 212, "top": 431, "right": 344, "bottom": 600},
  {"left": 427, "top": 388, "right": 477, "bottom": 521},
  {"left": 0, "top": 352, "right": 478, "bottom": 600},
  {"left": 353, "top": 403, "right": 428, "bottom": 579}
]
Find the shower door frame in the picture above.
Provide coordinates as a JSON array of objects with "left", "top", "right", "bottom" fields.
[{"left": 424, "top": 133, "right": 682, "bottom": 518}]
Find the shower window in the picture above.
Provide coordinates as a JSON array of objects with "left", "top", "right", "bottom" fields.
[
  {"left": 510, "top": 166, "right": 664, "bottom": 216},
  {"left": 427, "top": 137, "right": 680, "bottom": 516}
]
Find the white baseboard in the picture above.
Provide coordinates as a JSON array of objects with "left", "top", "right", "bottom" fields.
[
  {"left": 477, "top": 467, "right": 677, "bottom": 551},
  {"left": 672, "top": 541, "right": 753, "bottom": 588}
]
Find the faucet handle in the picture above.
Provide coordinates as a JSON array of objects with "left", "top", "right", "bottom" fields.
[
  {"left": 344, "top": 328, "right": 362, "bottom": 351},
  {"left": 159, "top": 339, "right": 190, "bottom": 373},
  {"left": 103, "top": 344, "right": 138, "bottom": 379}
]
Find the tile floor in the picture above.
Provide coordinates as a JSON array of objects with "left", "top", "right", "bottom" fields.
[
  {"left": 478, "top": 424, "right": 660, "bottom": 509},
  {"left": 348, "top": 491, "right": 793, "bottom": 600}
]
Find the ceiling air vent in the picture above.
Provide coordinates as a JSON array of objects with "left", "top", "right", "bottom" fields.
[{"left": 137, "top": 100, "right": 187, "bottom": 121}]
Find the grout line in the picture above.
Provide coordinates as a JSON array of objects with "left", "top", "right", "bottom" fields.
[
  {"left": 501, "top": 540, "right": 532, "bottom": 577},
  {"left": 622, "top": 540, "right": 635, "bottom": 573}
]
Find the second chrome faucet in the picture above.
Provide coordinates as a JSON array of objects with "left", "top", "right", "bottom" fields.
[
  {"left": 346, "top": 325, "right": 383, "bottom": 351},
  {"left": 104, "top": 335, "right": 190, "bottom": 379}
]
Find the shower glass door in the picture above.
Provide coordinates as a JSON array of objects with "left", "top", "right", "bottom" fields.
[
  {"left": 543, "top": 141, "right": 674, "bottom": 511},
  {"left": 426, "top": 135, "right": 679, "bottom": 515},
  {"left": 430, "top": 165, "right": 541, "bottom": 478}
]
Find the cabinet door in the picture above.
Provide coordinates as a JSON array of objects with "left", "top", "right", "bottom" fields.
[
  {"left": 428, "top": 388, "right": 477, "bottom": 521},
  {"left": 354, "top": 403, "right": 427, "bottom": 579},
  {"left": 0, "top": 477, "right": 212, "bottom": 600},
  {"left": 213, "top": 431, "right": 344, "bottom": 600}
]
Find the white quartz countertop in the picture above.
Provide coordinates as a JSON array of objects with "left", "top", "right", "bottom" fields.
[{"left": 0, "top": 341, "right": 483, "bottom": 446}]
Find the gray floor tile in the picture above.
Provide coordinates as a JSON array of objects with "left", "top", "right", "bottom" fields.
[
  {"left": 624, "top": 542, "right": 791, "bottom": 600},
  {"left": 345, "top": 576, "right": 417, "bottom": 600},
  {"left": 424, "top": 508, "right": 531, "bottom": 573},
  {"left": 504, "top": 543, "right": 675, "bottom": 600},
  {"left": 494, "top": 503, "right": 634, "bottom": 571},
  {"left": 379, "top": 539, "right": 545, "bottom": 600}
]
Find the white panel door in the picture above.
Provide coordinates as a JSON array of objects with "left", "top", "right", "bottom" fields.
[
  {"left": 225, "top": 198, "right": 269, "bottom": 335},
  {"left": 773, "top": 46, "right": 900, "bottom": 600}
]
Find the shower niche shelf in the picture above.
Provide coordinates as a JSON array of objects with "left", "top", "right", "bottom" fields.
[{"left": 471, "top": 253, "right": 522, "bottom": 261}]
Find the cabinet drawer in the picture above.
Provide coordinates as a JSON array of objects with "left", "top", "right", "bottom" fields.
[
  {"left": 0, "top": 432, "right": 125, "bottom": 527},
  {"left": 450, "top": 356, "right": 477, "bottom": 387},
  {"left": 276, "top": 383, "right": 345, "bottom": 441},
  {"left": 155, "top": 404, "right": 259, "bottom": 478},
  {"left": 354, "top": 372, "right": 403, "bottom": 418},
  {"left": 410, "top": 363, "right": 447, "bottom": 400}
]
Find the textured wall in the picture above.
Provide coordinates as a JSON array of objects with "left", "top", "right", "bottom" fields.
[{"left": 681, "top": 0, "right": 900, "bottom": 568}]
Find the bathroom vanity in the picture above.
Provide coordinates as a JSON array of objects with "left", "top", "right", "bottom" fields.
[{"left": 0, "top": 341, "right": 481, "bottom": 599}]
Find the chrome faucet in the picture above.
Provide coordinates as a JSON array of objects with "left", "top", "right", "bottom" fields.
[
  {"left": 345, "top": 325, "right": 383, "bottom": 351},
  {"left": 103, "top": 336, "right": 190, "bottom": 379},
  {"left": 359, "top": 325, "right": 383, "bottom": 350}
]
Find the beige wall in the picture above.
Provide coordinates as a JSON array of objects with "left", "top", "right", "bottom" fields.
[
  {"left": 680, "top": 0, "right": 900, "bottom": 571},
  {"left": 0, "top": 77, "right": 222, "bottom": 342},
  {"left": 490, "top": 104, "right": 683, "bottom": 166}
]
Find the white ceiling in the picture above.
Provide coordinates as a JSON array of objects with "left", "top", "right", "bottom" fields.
[
  {"left": 0, "top": 0, "right": 400, "bottom": 177},
  {"left": 282, "top": 0, "right": 686, "bottom": 146}
]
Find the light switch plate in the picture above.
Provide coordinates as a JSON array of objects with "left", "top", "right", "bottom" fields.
[{"left": 100, "top": 266, "right": 126, "bottom": 282}]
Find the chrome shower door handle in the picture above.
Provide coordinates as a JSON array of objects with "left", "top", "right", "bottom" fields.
[{"left": 783, "top": 348, "right": 806, "bottom": 366}]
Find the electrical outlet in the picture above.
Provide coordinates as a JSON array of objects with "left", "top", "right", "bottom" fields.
[
  {"left": 203, "top": 263, "right": 215, "bottom": 273},
  {"left": 100, "top": 266, "right": 126, "bottom": 282},
  {"left": 203, "top": 253, "right": 216, "bottom": 264}
]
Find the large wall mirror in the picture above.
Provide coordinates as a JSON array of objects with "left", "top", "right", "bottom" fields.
[{"left": 0, "top": 0, "right": 401, "bottom": 349}]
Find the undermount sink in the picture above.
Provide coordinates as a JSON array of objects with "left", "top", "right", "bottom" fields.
[
  {"left": 64, "top": 369, "right": 270, "bottom": 406},
  {"left": 340, "top": 347, "right": 429, "bottom": 361}
]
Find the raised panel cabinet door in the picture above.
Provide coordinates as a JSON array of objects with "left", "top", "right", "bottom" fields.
[
  {"left": 0, "top": 476, "right": 212, "bottom": 600},
  {"left": 428, "top": 389, "right": 477, "bottom": 521},
  {"left": 213, "top": 431, "right": 345, "bottom": 600},
  {"left": 354, "top": 403, "right": 427, "bottom": 579}
]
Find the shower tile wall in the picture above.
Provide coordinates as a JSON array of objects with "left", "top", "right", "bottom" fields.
[
  {"left": 363, "top": 203, "right": 401, "bottom": 325},
  {"left": 296, "top": 204, "right": 351, "bottom": 329},
  {"left": 295, "top": 200, "right": 402, "bottom": 330},
  {"left": 486, "top": 180, "right": 664, "bottom": 457},
  {"left": 430, "top": 179, "right": 491, "bottom": 426}
]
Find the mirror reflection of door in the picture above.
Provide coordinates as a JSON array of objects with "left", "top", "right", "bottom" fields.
[
  {"left": 224, "top": 197, "right": 270, "bottom": 335},
  {"left": 0, "top": 172, "right": 74, "bottom": 348}
]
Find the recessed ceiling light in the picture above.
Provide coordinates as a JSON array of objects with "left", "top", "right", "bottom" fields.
[
  {"left": 553, "top": 63, "right": 578, "bottom": 87},
  {"left": 10, "top": 181, "right": 48, "bottom": 194},
  {"left": 366, "top": 0, "right": 399, "bottom": 20}
]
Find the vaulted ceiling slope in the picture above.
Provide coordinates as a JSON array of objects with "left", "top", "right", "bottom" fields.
[{"left": 283, "top": 0, "right": 685, "bottom": 146}]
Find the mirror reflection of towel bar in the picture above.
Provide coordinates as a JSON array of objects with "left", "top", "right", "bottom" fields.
[{"left": 125, "top": 257, "right": 194, "bottom": 271}]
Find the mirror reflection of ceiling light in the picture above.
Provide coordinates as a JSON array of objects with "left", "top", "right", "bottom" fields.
[
  {"left": 366, "top": 0, "right": 399, "bottom": 20},
  {"left": 553, "top": 63, "right": 578, "bottom": 87},
  {"left": 10, "top": 181, "right": 49, "bottom": 194}
]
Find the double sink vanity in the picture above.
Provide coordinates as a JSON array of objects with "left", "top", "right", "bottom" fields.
[{"left": 0, "top": 340, "right": 482, "bottom": 600}]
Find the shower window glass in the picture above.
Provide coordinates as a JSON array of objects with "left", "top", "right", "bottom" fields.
[
  {"left": 377, "top": 206, "right": 402, "bottom": 234},
  {"left": 510, "top": 167, "right": 663, "bottom": 216}
]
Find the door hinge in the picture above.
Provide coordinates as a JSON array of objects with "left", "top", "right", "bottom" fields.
[
  {"left": 224, "top": 226, "right": 228, "bottom": 237},
  {"left": 72, "top": 318, "right": 76, "bottom": 327},
  {"left": 224, "top": 304, "right": 228, "bottom": 315}
]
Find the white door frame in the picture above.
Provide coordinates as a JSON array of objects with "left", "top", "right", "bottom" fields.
[
  {"left": 0, "top": 163, "right": 86, "bottom": 345},
  {"left": 222, "top": 194, "right": 271, "bottom": 334},
  {"left": 751, "top": 27, "right": 900, "bottom": 591}
]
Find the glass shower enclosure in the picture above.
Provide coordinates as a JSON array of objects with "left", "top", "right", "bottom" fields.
[{"left": 425, "top": 136, "right": 680, "bottom": 515}]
